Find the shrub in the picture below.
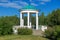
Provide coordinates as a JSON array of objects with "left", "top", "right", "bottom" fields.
[
  {"left": 0, "top": 19, "right": 13, "bottom": 35},
  {"left": 57, "top": 38, "right": 60, "bottom": 40},
  {"left": 0, "top": 16, "right": 19, "bottom": 35},
  {"left": 44, "top": 25, "right": 60, "bottom": 40},
  {"left": 0, "top": 23, "right": 13, "bottom": 35},
  {"left": 44, "top": 27, "right": 54, "bottom": 38},
  {"left": 18, "top": 28, "right": 32, "bottom": 35}
]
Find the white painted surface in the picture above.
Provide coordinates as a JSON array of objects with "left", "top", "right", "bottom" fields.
[
  {"left": 20, "top": 12, "right": 22, "bottom": 27},
  {"left": 30, "top": 22, "right": 31, "bottom": 28},
  {"left": 27, "top": 12, "right": 30, "bottom": 28},
  {"left": 41, "top": 26, "right": 47, "bottom": 32},
  {"left": 13, "top": 26, "right": 20, "bottom": 34},
  {"left": 21, "top": 10, "right": 38, "bottom": 13},
  {"left": 20, "top": 10, "right": 39, "bottom": 30},
  {"left": 36, "top": 12, "right": 38, "bottom": 30}
]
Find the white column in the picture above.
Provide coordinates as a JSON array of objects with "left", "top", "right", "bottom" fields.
[
  {"left": 22, "top": 14, "right": 24, "bottom": 26},
  {"left": 30, "top": 22, "right": 31, "bottom": 28},
  {"left": 30, "top": 14, "right": 31, "bottom": 28},
  {"left": 20, "top": 12, "right": 23, "bottom": 27},
  {"left": 27, "top": 12, "right": 30, "bottom": 28},
  {"left": 36, "top": 12, "right": 38, "bottom": 30}
]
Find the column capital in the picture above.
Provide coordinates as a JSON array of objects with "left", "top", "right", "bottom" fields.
[
  {"left": 27, "top": 12, "right": 30, "bottom": 14},
  {"left": 36, "top": 12, "right": 39, "bottom": 14},
  {"left": 20, "top": 11, "right": 22, "bottom": 13}
]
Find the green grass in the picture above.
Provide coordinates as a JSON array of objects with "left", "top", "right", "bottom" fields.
[{"left": 0, "top": 35, "right": 48, "bottom": 40}]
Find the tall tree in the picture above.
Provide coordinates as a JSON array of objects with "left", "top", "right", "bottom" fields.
[
  {"left": 0, "top": 15, "right": 20, "bottom": 35},
  {"left": 47, "top": 9, "right": 60, "bottom": 26},
  {"left": 39, "top": 12, "right": 45, "bottom": 25}
]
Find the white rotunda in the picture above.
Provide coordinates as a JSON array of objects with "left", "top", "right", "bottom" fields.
[{"left": 20, "top": 5, "right": 39, "bottom": 30}]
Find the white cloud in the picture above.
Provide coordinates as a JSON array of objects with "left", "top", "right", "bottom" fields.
[
  {"left": 39, "top": 0, "right": 51, "bottom": 2},
  {"left": 29, "top": 0, "right": 34, "bottom": 2},
  {"left": 13, "top": 1, "right": 28, "bottom": 6},
  {"left": 0, "top": 0, "right": 29, "bottom": 9},
  {"left": 40, "top": 2, "right": 45, "bottom": 4},
  {"left": 20, "top": 1, "right": 28, "bottom": 6},
  {"left": 30, "top": 0, "right": 32, "bottom": 2},
  {"left": 31, "top": 3, "right": 38, "bottom": 6},
  {"left": 0, "top": 0, "right": 9, "bottom": 2},
  {"left": 38, "top": 0, "right": 51, "bottom": 5},
  {"left": 0, "top": 2, "right": 22, "bottom": 9}
]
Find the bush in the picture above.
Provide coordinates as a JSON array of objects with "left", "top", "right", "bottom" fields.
[
  {"left": 57, "top": 38, "right": 60, "bottom": 40},
  {"left": 0, "top": 23, "right": 13, "bottom": 35},
  {"left": 44, "top": 27, "right": 54, "bottom": 38},
  {"left": 18, "top": 28, "right": 32, "bottom": 35},
  {"left": 0, "top": 18, "right": 13, "bottom": 35},
  {"left": 45, "top": 25, "right": 60, "bottom": 40},
  {"left": 0, "top": 16, "right": 19, "bottom": 35}
]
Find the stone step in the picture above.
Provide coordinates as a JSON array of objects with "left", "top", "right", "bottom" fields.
[{"left": 32, "top": 30, "right": 44, "bottom": 36}]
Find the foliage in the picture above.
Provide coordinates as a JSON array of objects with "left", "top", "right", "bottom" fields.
[
  {"left": 57, "top": 38, "right": 60, "bottom": 40},
  {"left": 24, "top": 16, "right": 27, "bottom": 25},
  {"left": 18, "top": 28, "right": 32, "bottom": 35},
  {"left": 44, "top": 27, "right": 55, "bottom": 40},
  {"left": 45, "top": 25, "right": 60, "bottom": 40},
  {"left": 47, "top": 9, "right": 60, "bottom": 26},
  {"left": 31, "top": 16, "right": 36, "bottom": 25},
  {"left": 39, "top": 12, "right": 46, "bottom": 25},
  {"left": 0, "top": 15, "right": 19, "bottom": 35}
]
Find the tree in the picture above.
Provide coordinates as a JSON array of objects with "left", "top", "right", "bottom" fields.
[
  {"left": 0, "top": 15, "right": 20, "bottom": 35},
  {"left": 31, "top": 16, "right": 36, "bottom": 25},
  {"left": 39, "top": 12, "right": 45, "bottom": 25},
  {"left": 45, "top": 9, "right": 60, "bottom": 40},
  {"left": 24, "top": 16, "right": 27, "bottom": 25},
  {"left": 47, "top": 9, "right": 60, "bottom": 26}
]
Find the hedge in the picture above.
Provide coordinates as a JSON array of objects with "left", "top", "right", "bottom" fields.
[{"left": 18, "top": 28, "right": 32, "bottom": 35}]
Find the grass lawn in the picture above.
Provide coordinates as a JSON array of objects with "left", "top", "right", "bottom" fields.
[{"left": 0, "top": 35, "right": 48, "bottom": 40}]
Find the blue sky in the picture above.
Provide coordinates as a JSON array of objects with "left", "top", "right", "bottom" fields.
[{"left": 0, "top": 0, "right": 60, "bottom": 16}]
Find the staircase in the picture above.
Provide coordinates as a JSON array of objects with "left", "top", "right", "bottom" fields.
[{"left": 32, "top": 29, "right": 44, "bottom": 36}]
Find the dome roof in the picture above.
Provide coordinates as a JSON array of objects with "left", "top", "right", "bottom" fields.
[{"left": 21, "top": 5, "right": 38, "bottom": 11}]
